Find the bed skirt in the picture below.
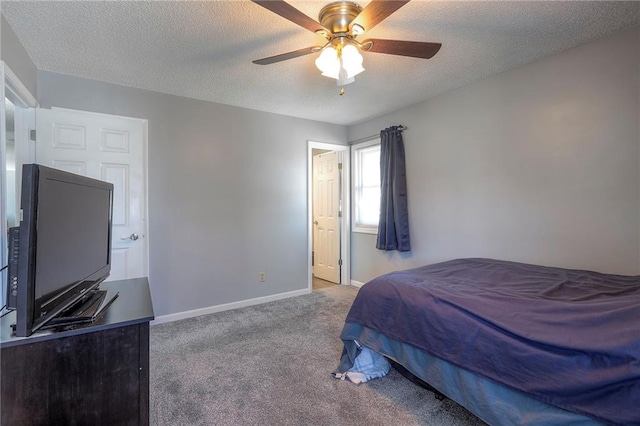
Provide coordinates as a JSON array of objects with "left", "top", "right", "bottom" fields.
[{"left": 336, "top": 323, "right": 602, "bottom": 426}]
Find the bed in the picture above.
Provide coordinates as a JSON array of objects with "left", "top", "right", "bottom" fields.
[{"left": 334, "top": 258, "right": 640, "bottom": 425}]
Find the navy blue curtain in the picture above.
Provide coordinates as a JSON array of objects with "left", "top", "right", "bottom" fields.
[{"left": 376, "top": 126, "right": 411, "bottom": 252}]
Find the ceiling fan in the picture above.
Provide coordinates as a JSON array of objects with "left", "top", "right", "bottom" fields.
[{"left": 251, "top": 0, "right": 442, "bottom": 89}]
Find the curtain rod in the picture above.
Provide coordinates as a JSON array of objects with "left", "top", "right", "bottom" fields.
[{"left": 348, "top": 125, "right": 407, "bottom": 145}]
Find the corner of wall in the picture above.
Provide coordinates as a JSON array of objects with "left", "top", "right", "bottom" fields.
[{"left": 1, "top": 13, "right": 38, "bottom": 100}]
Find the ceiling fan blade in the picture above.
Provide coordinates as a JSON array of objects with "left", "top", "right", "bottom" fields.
[
  {"left": 351, "top": 1, "right": 410, "bottom": 32},
  {"left": 253, "top": 46, "right": 322, "bottom": 65},
  {"left": 363, "top": 39, "right": 442, "bottom": 59},
  {"left": 251, "top": 0, "right": 329, "bottom": 34}
]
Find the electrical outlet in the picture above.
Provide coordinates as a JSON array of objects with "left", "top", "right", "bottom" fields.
[{"left": 259, "top": 272, "right": 266, "bottom": 282}]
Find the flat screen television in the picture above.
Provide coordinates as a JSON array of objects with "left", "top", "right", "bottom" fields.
[{"left": 13, "top": 164, "right": 114, "bottom": 337}]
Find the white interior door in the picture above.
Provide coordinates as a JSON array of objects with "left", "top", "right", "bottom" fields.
[
  {"left": 35, "top": 107, "right": 147, "bottom": 281},
  {"left": 313, "top": 151, "right": 340, "bottom": 283}
]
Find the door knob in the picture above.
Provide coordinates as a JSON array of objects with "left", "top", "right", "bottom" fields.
[
  {"left": 313, "top": 221, "right": 318, "bottom": 225},
  {"left": 121, "top": 233, "right": 139, "bottom": 241}
]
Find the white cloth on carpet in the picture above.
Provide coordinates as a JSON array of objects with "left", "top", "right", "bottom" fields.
[{"left": 333, "top": 344, "right": 390, "bottom": 384}]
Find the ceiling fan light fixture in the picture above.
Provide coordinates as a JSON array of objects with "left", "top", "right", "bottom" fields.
[{"left": 315, "top": 44, "right": 364, "bottom": 86}]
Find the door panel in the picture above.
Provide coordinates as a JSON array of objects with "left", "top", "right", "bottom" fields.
[
  {"left": 313, "top": 151, "right": 340, "bottom": 283},
  {"left": 36, "top": 108, "right": 146, "bottom": 281}
]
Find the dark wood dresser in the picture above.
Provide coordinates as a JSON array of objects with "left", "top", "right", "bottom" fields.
[{"left": 1, "top": 277, "right": 154, "bottom": 425}]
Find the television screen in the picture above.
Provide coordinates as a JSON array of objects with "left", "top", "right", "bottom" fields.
[{"left": 15, "top": 164, "right": 114, "bottom": 337}]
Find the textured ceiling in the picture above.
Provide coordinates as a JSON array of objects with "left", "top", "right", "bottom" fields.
[{"left": 2, "top": 1, "right": 640, "bottom": 125}]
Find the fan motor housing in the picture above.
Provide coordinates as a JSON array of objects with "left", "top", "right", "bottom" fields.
[{"left": 318, "top": 1, "right": 363, "bottom": 33}]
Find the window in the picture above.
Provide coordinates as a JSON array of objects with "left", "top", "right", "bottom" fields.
[{"left": 352, "top": 138, "right": 380, "bottom": 234}]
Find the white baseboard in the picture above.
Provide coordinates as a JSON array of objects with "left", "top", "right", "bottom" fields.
[
  {"left": 152, "top": 288, "right": 311, "bottom": 325},
  {"left": 351, "top": 280, "right": 365, "bottom": 288}
]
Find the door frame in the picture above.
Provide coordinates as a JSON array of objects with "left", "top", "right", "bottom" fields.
[
  {"left": 1, "top": 62, "right": 38, "bottom": 308},
  {"left": 307, "top": 141, "right": 350, "bottom": 291}
]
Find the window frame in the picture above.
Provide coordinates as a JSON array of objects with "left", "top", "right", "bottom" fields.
[{"left": 351, "top": 137, "right": 381, "bottom": 234}]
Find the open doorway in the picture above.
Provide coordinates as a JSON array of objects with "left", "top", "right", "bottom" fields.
[{"left": 307, "top": 141, "right": 350, "bottom": 292}]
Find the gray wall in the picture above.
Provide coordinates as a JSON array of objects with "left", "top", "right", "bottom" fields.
[
  {"left": 349, "top": 26, "right": 640, "bottom": 282},
  {"left": 37, "top": 71, "right": 347, "bottom": 316},
  {"left": 12, "top": 22, "right": 640, "bottom": 317},
  {"left": 0, "top": 15, "right": 37, "bottom": 97}
]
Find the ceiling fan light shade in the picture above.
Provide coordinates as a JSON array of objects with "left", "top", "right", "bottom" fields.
[
  {"left": 315, "top": 44, "right": 364, "bottom": 86},
  {"left": 337, "top": 67, "right": 355, "bottom": 86},
  {"left": 315, "top": 47, "right": 341, "bottom": 78},
  {"left": 341, "top": 44, "right": 364, "bottom": 76}
]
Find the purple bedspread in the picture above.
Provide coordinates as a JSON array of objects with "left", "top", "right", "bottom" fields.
[{"left": 344, "top": 258, "right": 640, "bottom": 425}]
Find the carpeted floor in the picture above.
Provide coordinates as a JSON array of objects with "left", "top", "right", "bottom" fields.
[{"left": 150, "top": 285, "right": 486, "bottom": 425}]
